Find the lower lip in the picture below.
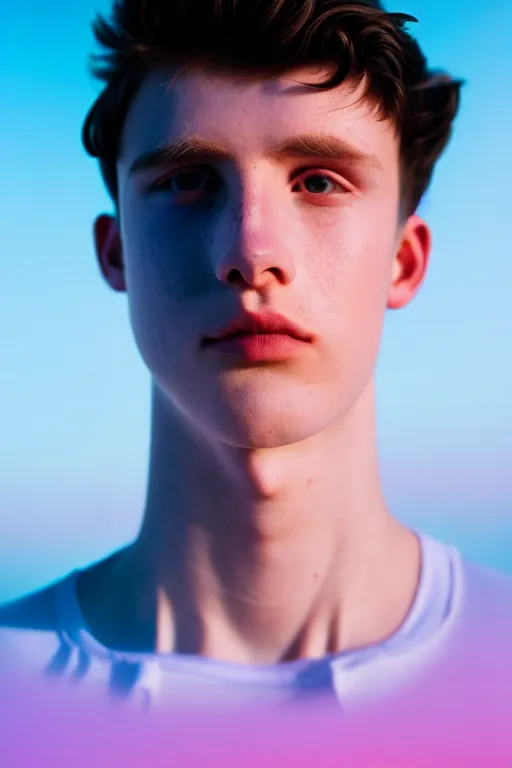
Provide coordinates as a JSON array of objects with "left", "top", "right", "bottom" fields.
[{"left": 208, "top": 333, "right": 308, "bottom": 362}]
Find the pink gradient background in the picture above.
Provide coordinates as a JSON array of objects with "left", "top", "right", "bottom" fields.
[
  {"left": 2, "top": 615, "right": 512, "bottom": 768},
  {"left": 1, "top": 671, "right": 511, "bottom": 767}
]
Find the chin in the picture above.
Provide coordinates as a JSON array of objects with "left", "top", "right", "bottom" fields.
[
  {"left": 197, "top": 386, "right": 341, "bottom": 450},
  {"left": 157, "top": 366, "right": 357, "bottom": 450}
]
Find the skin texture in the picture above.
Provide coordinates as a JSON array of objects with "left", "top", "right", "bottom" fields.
[{"left": 84, "top": 65, "right": 432, "bottom": 664}]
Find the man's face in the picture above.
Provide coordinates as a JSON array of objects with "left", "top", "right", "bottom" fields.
[{"left": 97, "top": 66, "right": 429, "bottom": 449}]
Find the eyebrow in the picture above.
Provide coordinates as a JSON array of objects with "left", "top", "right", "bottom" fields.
[{"left": 128, "top": 133, "right": 383, "bottom": 175}]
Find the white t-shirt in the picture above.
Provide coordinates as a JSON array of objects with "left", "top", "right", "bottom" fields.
[{"left": 0, "top": 533, "right": 511, "bottom": 716}]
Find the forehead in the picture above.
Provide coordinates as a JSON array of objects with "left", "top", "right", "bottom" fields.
[{"left": 119, "top": 65, "right": 398, "bottom": 169}]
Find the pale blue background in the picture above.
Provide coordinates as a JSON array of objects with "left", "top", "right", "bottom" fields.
[{"left": 1, "top": 1, "right": 511, "bottom": 603}]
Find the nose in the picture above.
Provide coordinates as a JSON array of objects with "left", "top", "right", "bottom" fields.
[{"left": 212, "top": 184, "right": 297, "bottom": 290}]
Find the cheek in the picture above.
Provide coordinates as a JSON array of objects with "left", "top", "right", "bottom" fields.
[
  {"left": 301, "top": 205, "right": 397, "bottom": 395},
  {"left": 304, "top": 206, "right": 396, "bottom": 326},
  {"left": 119, "top": 218, "right": 205, "bottom": 373},
  {"left": 121, "top": 208, "right": 215, "bottom": 321}
]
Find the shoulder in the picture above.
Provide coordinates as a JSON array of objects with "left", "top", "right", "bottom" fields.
[
  {"left": 460, "top": 557, "right": 512, "bottom": 614},
  {"left": 430, "top": 556, "right": 512, "bottom": 725},
  {"left": 0, "top": 579, "right": 71, "bottom": 674},
  {"left": 454, "top": 554, "right": 512, "bottom": 654},
  {"left": 0, "top": 582, "right": 62, "bottom": 631}
]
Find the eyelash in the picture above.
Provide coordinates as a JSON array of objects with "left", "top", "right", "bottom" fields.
[
  {"left": 292, "top": 171, "right": 347, "bottom": 195},
  {"left": 148, "top": 167, "right": 349, "bottom": 197}
]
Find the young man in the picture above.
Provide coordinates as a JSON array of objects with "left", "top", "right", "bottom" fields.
[{"left": 1, "top": 0, "right": 511, "bottom": 723}]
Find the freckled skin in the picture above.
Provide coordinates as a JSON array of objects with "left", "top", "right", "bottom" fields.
[{"left": 97, "top": 66, "right": 427, "bottom": 451}]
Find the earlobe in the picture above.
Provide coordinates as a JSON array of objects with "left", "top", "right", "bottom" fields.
[
  {"left": 387, "top": 215, "right": 431, "bottom": 310},
  {"left": 93, "top": 214, "right": 126, "bottom": 293}
]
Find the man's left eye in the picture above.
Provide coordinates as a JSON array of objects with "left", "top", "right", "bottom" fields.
[{"left": 294, "top": 173, "right": 346, "bottom": 195}]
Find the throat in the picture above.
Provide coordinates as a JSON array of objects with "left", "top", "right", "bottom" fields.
[{"left": 76, "top": 513, "right": 421, "bottom": 667}]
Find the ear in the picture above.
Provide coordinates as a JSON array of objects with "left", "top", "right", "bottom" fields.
[
  {"left": 93, "top": 214, "right": 126, "bottom": 293},
  {"left": 387, "top": 215, "right": 431, "bottom": 310}
]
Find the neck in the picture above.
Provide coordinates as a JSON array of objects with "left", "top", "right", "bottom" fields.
[{"left": 82, "top": 379, "right": 420, "bottom": 663}]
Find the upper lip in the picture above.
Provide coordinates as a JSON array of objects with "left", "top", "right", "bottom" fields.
[{"left": 204, "top": 311, "right": 313, "bottom": 343}]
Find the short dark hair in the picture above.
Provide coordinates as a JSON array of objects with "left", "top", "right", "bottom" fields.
[{"left": 82, "top": 0, "right": 463, "bottom": 218}]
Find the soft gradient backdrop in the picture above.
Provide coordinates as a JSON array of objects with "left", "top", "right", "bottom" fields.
[{"left": 1, "top": 0, "right": 511, "bottom": 603}]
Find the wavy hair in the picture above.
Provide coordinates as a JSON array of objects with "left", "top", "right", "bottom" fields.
[{"left": 82, "top": 0, "right": 463, "bottom": 218}]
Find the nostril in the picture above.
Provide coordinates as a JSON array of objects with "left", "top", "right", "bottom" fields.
[{"left": 226, "top": 267, "right": 246, "bottom": 285}]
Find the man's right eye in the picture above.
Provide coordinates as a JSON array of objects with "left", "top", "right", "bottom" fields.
[{"left": 149, "top": 168, "right": 219, "bottom": 196}]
